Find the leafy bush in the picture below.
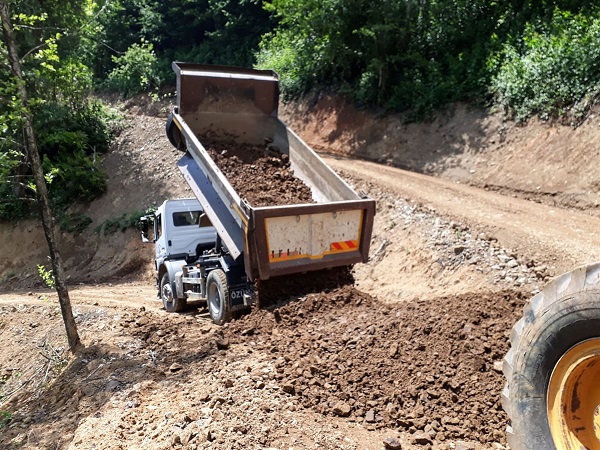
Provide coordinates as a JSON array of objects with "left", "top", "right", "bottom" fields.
[
  {"left": 0, "top": 100, "right": 121, "bottom": 221},
  {"left": 58, "top": 213, "right": 93, "bottom": 233},
  {"left": 490, "top": 10, "right": 600, "bottom": 121},
  {"left": 42, "top": 149, "right": 107, "bottom": 207},
  {"left": 95, "top": 206, "right": 156, "bottom": 235},
  {"left": 105, "top": 41, "right": 162, "bottom": 97}
]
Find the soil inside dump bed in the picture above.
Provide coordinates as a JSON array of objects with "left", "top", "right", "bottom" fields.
[{"left": 204, "top": 140, "right": 314, "bottom": 207}]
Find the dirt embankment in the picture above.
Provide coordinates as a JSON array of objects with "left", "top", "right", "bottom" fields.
[{"left": 1, "top": 94, "right": 600, "bottom": 450}]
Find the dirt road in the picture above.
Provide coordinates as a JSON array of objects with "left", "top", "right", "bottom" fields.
[{"left": 326, "top": 155, "right": 600, "bottom": 275}]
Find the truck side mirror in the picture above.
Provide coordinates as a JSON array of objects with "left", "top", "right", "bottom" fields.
[{"left": 140, "top": 216, "right": 151, "bottom": 243}]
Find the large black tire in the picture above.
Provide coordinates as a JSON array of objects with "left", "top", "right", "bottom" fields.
[
  {"left": 502, "top": 262, "right": 600, "bottom": 450},
  {"left": 206, "top": 269, "right": 231, "bottom": 325},
  {"left": 165, "top": 113, "right": 186, "bottom": 152},
  {"left": 160, "top": 272, "right": 187, "bottom": 312}
]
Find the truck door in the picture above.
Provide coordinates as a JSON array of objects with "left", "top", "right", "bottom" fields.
[{"left": 154, "top": 212, "right": 167, "bottom": 264}]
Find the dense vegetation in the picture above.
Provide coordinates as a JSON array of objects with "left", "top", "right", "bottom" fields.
[{"left": 1, "top": 0, "right": 599, "bottom": 221}]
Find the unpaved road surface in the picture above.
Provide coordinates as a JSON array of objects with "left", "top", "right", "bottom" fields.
[{"left": 1, "top": 102, "right": 600, "bottom": 450}]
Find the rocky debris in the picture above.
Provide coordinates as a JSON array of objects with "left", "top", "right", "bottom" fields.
[
  {"left": 344, "top": 173, "right": 551, "bottom": 291},
  {"left": 226, "top": 285, "right": 525, "bottom": 446}
]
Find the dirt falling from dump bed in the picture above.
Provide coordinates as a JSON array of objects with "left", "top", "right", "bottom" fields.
[
  {"left": 225, "top": 287, "right": 526, "bottom": 445},
  {"left": 204, "top": 140, "right": 314, "bottom": 207}
]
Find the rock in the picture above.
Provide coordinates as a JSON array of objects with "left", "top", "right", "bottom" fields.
[
  {"left": 411, "top": 433, "right": 433, "bottom": 445},
  {"left": 224, "top": 378, "right": 234, "bottom": 388},
  {"left": 169, "top": 363, "right": 183, "bottom": 372},
  {"left": 282, "top": 382, "right": 295, "bottom": 394},
  {"left": 389, "top": 343, "right": 398, "bottom": 358},
  {"left": 453, "top": 245, "right": 465, "bottom": 255},
  {"left": 365, "top": 409, "right": 376, "bottom": 422},
  {"left": 216, "top": 339, "right": 230, "bottom": 350},
  {"left": 383, "top": 437, "right": 402, "bottom": 450},
  {"left": 332, "top": 402, "right": 351, "bottom": 417},
  {"left": 105, "top": 380, "right": 121, "bottom": 392},
  {"left": 493, "top": 360, "right": 503, "bottom": 373}
]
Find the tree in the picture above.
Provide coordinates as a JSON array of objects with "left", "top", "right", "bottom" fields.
[{"left": 0, "top": 0, "right": 82, "bottom": 353}]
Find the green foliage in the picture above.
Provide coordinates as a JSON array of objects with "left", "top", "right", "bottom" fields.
[
  {"left": 58, "top": 213, "right": 93, "bottom": 233},
  {"left": 0, "top": 2, "right": 123, "bottom": 222},
  {"left": 95, "top": 206, "right": 156, "bottom": 235},
  {"left": 490, "top": 10, "right": 600, "bottom": 121},
  {"left": 257, "top": 0, "right": 598, "bottom": 119},
  {"left": 0, "top": 410, "right": 11, "bottom": 428},
  {"left": 42, "top": 149, "right": 107, "bottom": 206},
  {"left": 37, "top": 264, "right": 56, "bottom": 289},
  {"left": 105, "top": 41, "right": 162, "bottom": 97}
]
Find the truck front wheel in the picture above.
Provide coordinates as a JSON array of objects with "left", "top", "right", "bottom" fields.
[
  {"left": 160, "top": 272, "right": 186, "bottom": 312},
  {"left": 207, "top": 269, "right": 231, "bottom": 325}
]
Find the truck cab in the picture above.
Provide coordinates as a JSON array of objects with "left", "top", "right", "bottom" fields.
[
  {"left": 146, "top": 198, "right": 216, "bottom": 270},
  {"left": 141, "top": 198, "right": 253, "bottom": 323}
]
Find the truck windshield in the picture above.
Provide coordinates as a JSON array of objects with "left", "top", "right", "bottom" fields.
[{"left": 172, "top": 210, "right": 202, "bottom": 227}]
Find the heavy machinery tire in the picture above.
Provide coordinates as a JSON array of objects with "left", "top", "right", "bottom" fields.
[
  {"left": 206, "top": 269, "right": 231, "bottom": 325},
  {"left": 166, "top": 113, "right": 186, "bottom": 151},
  {"left": 502, "top": 262, "right": 600, "bottom": 450},
  {"left": 160, "top": 272, "right": 187, "bottom": 312}
]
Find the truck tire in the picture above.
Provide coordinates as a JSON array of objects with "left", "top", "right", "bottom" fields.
[
  {"left": 160, "top": 272, "right": 187, "bottom": 312},
  {"left": 206, "top": 269, "right": 231, "bottom": 325},
  {"left": 502, "top": 262, "right": 600, "bottom": 450}
]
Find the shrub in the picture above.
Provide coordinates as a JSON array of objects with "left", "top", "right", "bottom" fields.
[
  {"left": 490, "top": 10, "right": 600, "bottom": 121},
  {"left": 95, "top": 206, "right": 156, "bottom": 235},
  {"left": 105, "top": 41, "right": 162, "bottom": 97}
]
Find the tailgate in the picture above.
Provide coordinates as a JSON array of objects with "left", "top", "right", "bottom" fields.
[{"left": 247, "top": 200, "right": 375, "bottom": 279}]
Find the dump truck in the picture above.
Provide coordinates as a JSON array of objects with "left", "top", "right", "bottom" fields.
[
  {"left": 141, "top": 62, "right": 375, "bottom": 324},
  {"left": 502, "top": 262, "right": 600, "bottom": 450}
]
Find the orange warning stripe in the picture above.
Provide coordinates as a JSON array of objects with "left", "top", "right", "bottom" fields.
[{"left": 330, "top": 240, "right": 358, "bottom": 252}]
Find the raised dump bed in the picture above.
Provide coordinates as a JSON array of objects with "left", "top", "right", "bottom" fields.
[{"left": 167, "top": 62, "right": 376, "bottom": 281}]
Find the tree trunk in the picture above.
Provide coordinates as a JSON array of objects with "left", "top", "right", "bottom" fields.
[{"left": 0, "top": 0, "right": 82, "bottom": 353}]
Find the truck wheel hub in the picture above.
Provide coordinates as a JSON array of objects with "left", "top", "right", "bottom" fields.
[{"left": 548, "top": 338, "right": 600, "bottom": 449}]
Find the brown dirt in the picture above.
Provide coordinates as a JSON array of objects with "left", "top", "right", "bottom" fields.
[
  {"left": 204, "top": 140, "right": 314, "bottom": 207},
  {"left": 1, "top": 93, "right": 600, "bottom": 450}
]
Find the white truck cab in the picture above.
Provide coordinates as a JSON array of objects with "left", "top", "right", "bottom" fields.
[
  {"left": 141, "top": 198, "right": 253, "bottom": 323},
  {"left": 148, "top": 198, "right": 216, "bottom": 269}
]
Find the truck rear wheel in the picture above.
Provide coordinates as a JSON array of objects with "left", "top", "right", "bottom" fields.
[
  {"left": 207, "top": 269, "right": 231, "bottom": 325},
  {"left": 502, "top": 263, "right": 600, "bottom": 450},
  {"left": 160, "top": 272, "right": 186, "bottom": 312}
]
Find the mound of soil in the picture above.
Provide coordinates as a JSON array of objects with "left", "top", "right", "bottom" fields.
[
  {"left": 204, "top": 140, "right": 314, "bottom": 207},
  {"left": 225, "top": 286, "right": 527, "bottom": 446}
]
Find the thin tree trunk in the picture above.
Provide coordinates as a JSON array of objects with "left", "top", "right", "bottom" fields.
[{"left": 0, "top": 0, "right": 82, "bottom": 353}]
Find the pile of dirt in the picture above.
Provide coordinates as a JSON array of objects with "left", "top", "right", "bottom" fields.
[
  {"left": 204, "top": 140, "right": 314, "bottom": 206},
  {"left": 0, "top": 286, "right": 525, "bottom": 449},
  {"left": 225, "top": 286, "right": 527, "bottom": 446}
]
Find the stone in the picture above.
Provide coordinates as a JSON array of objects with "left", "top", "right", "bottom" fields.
[
  {"left": 383, "top": 437, "right": 402, "bottom": 449},
  {"left": 282, "top": 382, "right": 295, "bottom": 394},
  {"left": 216, "top": 339, "right": 230, "bottom": 350},
  {"left": 169, "top": 363, "right": 183, "bottom": 372},
  {"left": 332, "top": 402, "right": 352, "bottom": 417},
  {"left": 365, "top": 409, "right": 376, "bottom": 423},
  {"left": 411, "top": 433, "right": 433, "bottom": 445}
]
